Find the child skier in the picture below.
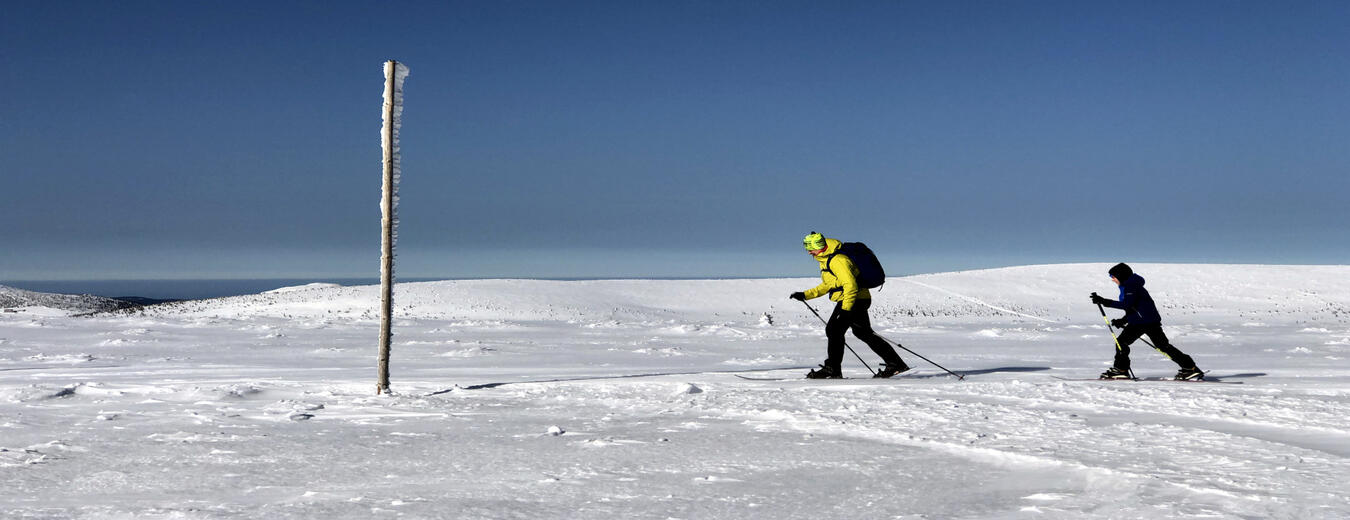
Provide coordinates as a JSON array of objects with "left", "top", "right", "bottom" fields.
[
  {"left": 790, "top": 232, "right": 908, "bottom": 379},
  {"left": 1090, "top": 263, "right": 1204, "bottom": 380}
]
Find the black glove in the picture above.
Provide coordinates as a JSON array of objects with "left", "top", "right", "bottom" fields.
[
  {"left": 1090, "top": 293, "right": 1108, "bottom": 305},
  {"left": 789, "top": 292, "right": 806, "bottom": 301},
  {"left": 1111, "top": 318, "right": 1128, "bottom": 329}
]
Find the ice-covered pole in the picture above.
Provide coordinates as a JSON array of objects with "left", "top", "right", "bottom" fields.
[{"left": 377, "top": 60, "right": 409, "bottom": 395}]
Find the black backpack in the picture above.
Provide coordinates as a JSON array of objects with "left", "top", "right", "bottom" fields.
[{"left": 823, "top": 242, "right": 886, "bottom": 289}]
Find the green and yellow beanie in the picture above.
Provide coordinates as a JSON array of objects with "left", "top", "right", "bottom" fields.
[{"left": 803, "top": 232, "right": 827, "bottom": 251}]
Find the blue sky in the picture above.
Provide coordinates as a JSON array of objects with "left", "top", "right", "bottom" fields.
[{"left": 3, "top": 1, "right": 1348, "bottom": 281}]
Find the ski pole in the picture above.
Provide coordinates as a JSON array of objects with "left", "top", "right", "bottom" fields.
[
  {"left": 800, "top": 300, "right": 876, "bottom": 376},
  {"left": 1130, "top": 332, "right": 1171, "bottom": 362},
  {"left": 1093, "top": 294, "right": 1137, "bottom": 380},
  {"left": 874, "top": 333, "right": 964, "bottom": 380},
  {"left": 1093, "top": 294, "right": 1171, "bottom": 357},
  {"left": 1094, "top": 297, "right": 1171, "bottom": 371}
]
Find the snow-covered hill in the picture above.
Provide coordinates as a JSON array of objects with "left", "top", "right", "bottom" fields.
[
  {"left": 3, "top": 264, "right": 1349, "bottom": 518},
  {"left": 0, "top": 284, "right": 136, "bottom": 314},
  {"left": 126, "top": 263, "right": 1350, "bottom": 324}
]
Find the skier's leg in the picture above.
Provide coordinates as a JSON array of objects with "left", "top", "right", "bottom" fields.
[
  {"left": 848, "top": 299, "right": 904, "bottom": 366},
  {"left": 1145, "top": 325, "right": 1196, "bottom": 368},
  {"left": 823, "top": 303, "right": 849, "bottom": 371},
  {"left": 1113, "top": 324, "right": 1144, "bottom": 371}
]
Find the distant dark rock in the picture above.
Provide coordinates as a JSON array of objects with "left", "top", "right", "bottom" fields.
[{"left": 111, "top": 296, "right": 183, "bottom": 306}]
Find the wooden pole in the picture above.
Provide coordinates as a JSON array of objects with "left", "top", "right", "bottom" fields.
[{"left": 377, "top": 60, "right": 406, "bottom": 394}]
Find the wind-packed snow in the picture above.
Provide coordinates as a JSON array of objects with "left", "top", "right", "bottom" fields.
[{"left": 3, "top": 263, "right": 1349, "bottom": 518}]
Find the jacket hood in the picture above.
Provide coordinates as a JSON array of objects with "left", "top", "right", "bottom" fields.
[
  {"left": 1120, "top": 274, "right": 1146, "bottom": 289},
  {"left": 812, "top": 238, "right": 843, "bottom": 259}
]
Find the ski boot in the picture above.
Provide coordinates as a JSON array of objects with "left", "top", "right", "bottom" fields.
[
  {"left": 1174, "top": 367, "right": 1204, "bottom": 381},
  {"left": 873, "top": 362, "right": 911, "bottom": 379},
  {"left": 805, "top": 365, "right": 842, "bottom": 379},
  {"left": 1099, "top": 367, "right": 1133, "bottom": 380}
]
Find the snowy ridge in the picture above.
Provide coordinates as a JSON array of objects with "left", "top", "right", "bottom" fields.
[
  {"left": 0, "top": 285, "right": 135, "bottom": 314},
  {"left": 129, "top": 263, "right": 1350, "bottom": 326},
  {"left": 4, "top": 263, "right": 1350, "bottom": 518}
]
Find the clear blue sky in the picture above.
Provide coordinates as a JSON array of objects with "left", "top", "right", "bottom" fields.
[{"left": 4, "top": 1, "right": 1348, "bottom": 281}]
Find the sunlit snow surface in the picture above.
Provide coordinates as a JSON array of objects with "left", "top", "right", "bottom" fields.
[{"left": 3, "top": 264, "right": 1349, "bottom": 519}]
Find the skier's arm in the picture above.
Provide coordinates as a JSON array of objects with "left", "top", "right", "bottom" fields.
[
  {"left": 803, "top": 280, "right": 833, "bottom": 300},
  {"left": 1093, "top": 292, "right": 1123, "bottom": 309},
  {"left": 803, "top": 255, "right": 839, "bottom": 301},
  {"left": 1115, "top": 288, "right": 1138, "bottom": 313},
  {"left": 831, "top": 256, "right": 860, "bottom": 311}
]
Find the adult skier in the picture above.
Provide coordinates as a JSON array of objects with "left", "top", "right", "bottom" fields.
[
  {"left": 790, "top": 232, "right": 909, "bottom": 379},
  {"left": 1091, "top": 263, "right": 1205, "bottom": 380}
]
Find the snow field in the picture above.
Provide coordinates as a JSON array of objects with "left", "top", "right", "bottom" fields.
[{"left": 2, "top": 263, "right": 1349, "bottom": 518}]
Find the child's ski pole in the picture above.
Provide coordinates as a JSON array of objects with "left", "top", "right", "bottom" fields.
[
  {"left": 1093, "top": 293, "right": 1137, "bottom": 380},
  {"left": 1094, "top": 294, "right": 1171, "bottom": 363}
]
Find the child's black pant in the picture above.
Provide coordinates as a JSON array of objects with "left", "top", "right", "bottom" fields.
[{"left": 1114, "top": 323, "right": 1196, "bottom": 370}]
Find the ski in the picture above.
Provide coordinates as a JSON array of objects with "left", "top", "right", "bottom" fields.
[
  {"left": 735, "top": 370, "right": 918, "bottom": 382},
  {"left": 1139, "top": 377, "right": 1242, "bottom": 384},
  {"left": 1052, "top": 376, "right": 1242, "bottom": 384},
  {"left": 735, "top": 376, "right": 916, "bottom": 381}
]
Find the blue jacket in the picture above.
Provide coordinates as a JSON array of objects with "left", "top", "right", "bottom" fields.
[{"left": 1101, "top": 274, "right": 1162, "bottom": 325}]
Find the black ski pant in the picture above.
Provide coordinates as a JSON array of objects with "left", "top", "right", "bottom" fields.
[
  {"left": 1113, "top": 323, "right": 1196, "bottom": 371},
  {"left": 824, "top": 299, "right": 904, "bottom": 371}
]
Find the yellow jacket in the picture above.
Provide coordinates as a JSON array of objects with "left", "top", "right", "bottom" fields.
[{"left": 803, "top": 238, "right": 871, "bottom": 311}]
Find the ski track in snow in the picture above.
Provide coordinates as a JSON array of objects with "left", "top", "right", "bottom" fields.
[
  {"left": 900, "top": 278, "right": 1061, "bottom": 323},
  {"left": 2, "top": 264, "right": 1350, "bottom": 519}
]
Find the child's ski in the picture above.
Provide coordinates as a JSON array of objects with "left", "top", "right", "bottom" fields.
[{"left": 1052, "top": 375, "right": 1242, "bottom": 384}]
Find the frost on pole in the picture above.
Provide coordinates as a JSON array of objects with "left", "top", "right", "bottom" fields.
[
  {"left": 381, "top": 60, "right": 409, "bottom": 242},
  {"left": 378, "top": 60, "right": 409, "bottom": 395}
]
